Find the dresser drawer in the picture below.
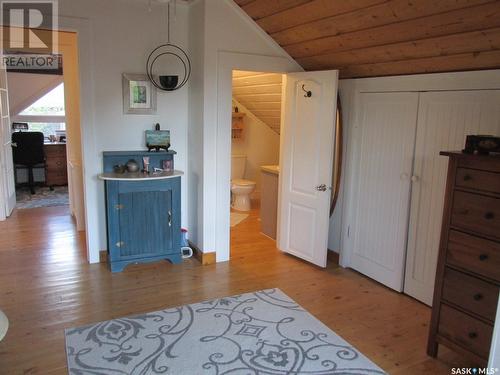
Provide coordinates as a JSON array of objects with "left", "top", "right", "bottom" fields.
[
  {"left": 455, "top": 168, "right": 500, "bottom": 194},
  {"left": 438, "top": 304, "right": 493, "bottom": 359},
  {"left": 442, "top": 267, "right": 499, "bottom": 321},
  {"left": 44, "top": 144, "right": 66, "bottom": 156},
  {"left": 447, "top": 230, "right": 500, "bottom": 282},
  {"left": 451, "top": 191, "right": 500, "bottom": 239}
]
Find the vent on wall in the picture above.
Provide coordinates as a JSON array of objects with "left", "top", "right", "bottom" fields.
[{"left": 232, "top": 70, "right": 282, "bottom": 134}]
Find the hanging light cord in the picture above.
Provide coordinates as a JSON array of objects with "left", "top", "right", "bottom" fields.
[{"left": 167, "top": 2, "right": 170, "bottom": 44}]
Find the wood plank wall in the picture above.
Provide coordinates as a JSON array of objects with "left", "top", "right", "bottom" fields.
[
  {"left": 234, "top": 0, "right": 500, "bottom": 78},
  {"left": 232, "top": 70, "right": 282, "bottom": 134}
]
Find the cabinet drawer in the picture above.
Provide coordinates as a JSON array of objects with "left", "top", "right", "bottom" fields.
[
  {"left": 46, "top": 158, "right": 66, "bottom": 171},
  {"left": 442, "top": 267, "right": 499, "bottom": 321},
  {"left": 447, "top": 230, "right": 500, "bottom": 282},
  {"left": 455, "top": 168, "right": 500, "bottom": 194},
  {"left": 451, "top": 191, "right": 500, "bottom": 239},
  {"left": 438, "top": 304, "right": 493, "bottom": 359},
  {"left": 44, "top": 144, "right": 66, "bottom": 156}
]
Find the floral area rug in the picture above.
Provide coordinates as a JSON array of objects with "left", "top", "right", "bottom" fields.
[
  {"left": 65, "top": 288, "right": 386, "bottom": 374},
  {"left": 16, "top": 186, "right": 69, "bottom": 209}
]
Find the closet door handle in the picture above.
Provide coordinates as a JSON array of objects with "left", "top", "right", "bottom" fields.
[
  {"left": 473, "top": 293, "right": 483, "bottom": 301},
  {"left": 168, "top": 210, "right": 172, "bottom": 227},
  {"left": 463, "top": 174, "right": 472, "bottom": 181}
]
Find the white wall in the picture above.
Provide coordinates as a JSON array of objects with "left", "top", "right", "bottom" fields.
[
  {"left": 58, "top": 0, "right": 190, "bottom": 261},
  {"left": 187, "top": 0, "right": 205, "bottom": 247},
  {"left": 231, "top": 99, "right": 280, "bottom": 194}
]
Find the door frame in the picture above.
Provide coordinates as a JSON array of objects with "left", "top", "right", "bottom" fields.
[
  {"left": 341, "top": 69, "right": 500, "bottom": 269},
  {"left": 215, "top": 52, "right": 302, "bottom": 262},
  {"left": 1, "top": 17, "right": 97, "bottom": 261}
]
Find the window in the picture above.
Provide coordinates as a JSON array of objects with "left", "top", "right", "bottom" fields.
[
  {"left": 20, "top": 83, "right": 65, "bottom": 116},
  {"left": 18, "top": 83, "right": 66, "bottom": 138}
]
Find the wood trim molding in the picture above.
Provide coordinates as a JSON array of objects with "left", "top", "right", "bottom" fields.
[
  {"left": 189, "top": 241, "right": 216, "bottom": 265},
  {"left": 100, "top": 247, "right": 216, "bottom": 266}
]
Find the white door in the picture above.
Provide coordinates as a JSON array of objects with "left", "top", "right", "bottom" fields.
[
  {"left": 350, "top": 92, "right": 419, "bottom": 291},
  {"left": 405, "top": 90, "right": 500, "bottom": 305},
  {"left": 277, "top": 71, "right": 338, "bottom": 267},
  {"left": 0, "top": 66, "right": 15, "bottom": 219}
]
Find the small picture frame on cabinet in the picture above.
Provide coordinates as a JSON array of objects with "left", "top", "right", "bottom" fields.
[{"left": 162, "top": 159, "right": 174, "bottom": 172}]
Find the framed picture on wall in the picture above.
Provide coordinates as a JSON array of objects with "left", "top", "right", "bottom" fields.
[{"left": 122, "top": 73, "right": 157, "bottom": 114}]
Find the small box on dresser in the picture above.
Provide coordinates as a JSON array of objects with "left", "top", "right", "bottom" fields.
[{"left": 428, "top": 151, "right": 500, "bottom": 365}]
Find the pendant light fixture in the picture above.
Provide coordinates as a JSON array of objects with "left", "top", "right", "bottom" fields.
[{"left": 146, "top": 0, "right": 191, "bottom": 91}]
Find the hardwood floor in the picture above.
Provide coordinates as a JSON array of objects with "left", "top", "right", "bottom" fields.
[{"left": 0, "top": 205, "right": 472, "bottom": 374}]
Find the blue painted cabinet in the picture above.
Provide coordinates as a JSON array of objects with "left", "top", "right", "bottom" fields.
[{"left": 102, "top": 151, "right": 182, "bottom": 272}]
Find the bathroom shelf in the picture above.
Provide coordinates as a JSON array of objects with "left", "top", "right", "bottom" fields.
[{"left": 232, "top": 112, "right": 245, "bottom": 139}]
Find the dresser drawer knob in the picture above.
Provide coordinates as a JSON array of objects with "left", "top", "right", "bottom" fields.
[
  {"left": 479, "top": 254, "right": 489, "bottom": 261},
  {"left": 473, "top": 293, "right": 483, "bottom": 301},
  {"left": 484, "top": 212, "right": 495, "bottom": 220},
  {"left": 468, "top": 332, "right": 478, "bottom": 339},
  {"left": 463, "top": 174, "right": 472, "bottom": 181}
]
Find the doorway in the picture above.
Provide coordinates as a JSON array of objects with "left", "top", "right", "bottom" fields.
[
  {"left": 230, "top": 70, "right": 283, "bottom": 258},
  {"left": 0, "top": 29, "right": 85, "bottom": 232}
]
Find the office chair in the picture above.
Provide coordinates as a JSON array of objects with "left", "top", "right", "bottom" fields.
[{"left": 12, "top": 131, "right": 46, "bottom": 194}]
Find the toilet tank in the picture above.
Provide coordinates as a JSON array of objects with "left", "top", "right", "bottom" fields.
[{"left": 231, "top": 154, "right": 246, "bottom": 179}]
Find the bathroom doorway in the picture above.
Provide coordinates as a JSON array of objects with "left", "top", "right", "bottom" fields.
[{"left": 230, "top": 70, "right": 283, "bottom": 259}]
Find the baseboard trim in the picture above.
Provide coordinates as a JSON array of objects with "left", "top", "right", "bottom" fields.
[
  {"left": 189, "top": 241, "right": 216, "bottom": 265},
  {"left": 100, "top": 246, "right": 217, "bottom": 266}
]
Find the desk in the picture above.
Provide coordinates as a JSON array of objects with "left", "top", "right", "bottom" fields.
[{"left": 44, "top": 143, "right": 67, "bottom": 186}]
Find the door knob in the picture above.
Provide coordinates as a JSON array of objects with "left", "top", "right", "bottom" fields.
[
  {"left": 316, "top": 184, "right": 328, "bottom": 192},
  {"left": 411, "top": 175, "right": 419, "bottom": 182},
  {"left": 400, "top": 173, "right": 409, "bottom": 181}
]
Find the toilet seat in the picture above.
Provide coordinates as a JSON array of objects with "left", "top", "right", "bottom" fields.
[{"left": 231, "top": 178, "right": 256, "bottom": 186}]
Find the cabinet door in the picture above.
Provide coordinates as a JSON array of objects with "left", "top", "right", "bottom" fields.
[
  {"left": 117, "top": 189, "right": 173, "bottom": 259},
  {"left": 350, "top": 92, "right": 419, "bottom": 291},
  {"left": 404, "top": 90, "right": 500, "bottom": 305},
  {"left": 106, "top": 177, "right": 182, "bottom": 262}
]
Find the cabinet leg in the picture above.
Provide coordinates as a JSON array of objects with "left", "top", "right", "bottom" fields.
[
  {"left": 167, "top": 254, "right": 182, "bottom": 265},
  {"left": 427, "top": 341, "right": 438, "bottom": 358}
]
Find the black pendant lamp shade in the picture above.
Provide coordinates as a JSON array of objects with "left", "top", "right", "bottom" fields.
[{"left": 146, "top": 1, "right": 191, "bottom": 91}]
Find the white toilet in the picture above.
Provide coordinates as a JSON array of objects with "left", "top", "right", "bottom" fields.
[{"left": 231, "top": 155, "right": 256, "bottom": 211}]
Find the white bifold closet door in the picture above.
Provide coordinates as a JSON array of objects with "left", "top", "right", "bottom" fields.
[
  {"left": 350, "top": 92, "right": 419, "bottom": 291},
  {"left": 404, "top": 90, "right": 500, "bottom": 305}
]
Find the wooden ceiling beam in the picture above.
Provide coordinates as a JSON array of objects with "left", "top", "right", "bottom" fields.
[
  {"left": 338, "top": 49, "right": 500, "bottom": 78},
  {"left": 273, "top": 0, "right": 493, "bottom": 46},
  {"left": 240, "top": 0, "right": 312, "bottom": 20},
  {"left": 297, "top": 28, "right": 500, "bottom": 70},
  {"left": 256, "top": 0, "right": 386, "bottom": 34},
  {"left": 284, "top": 2, "right": 500, "bottom": 58}
]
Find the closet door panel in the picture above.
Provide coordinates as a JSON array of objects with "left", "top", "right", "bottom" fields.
[
  {"left": 351, "top": 92, "right": 419, "bottom": 291},
  {"left": 404, "top": 90, "right": 500, "bottom": 305}
]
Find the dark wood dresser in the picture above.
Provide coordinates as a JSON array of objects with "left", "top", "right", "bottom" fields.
[
  {"left": 44, "top": 143, "right": 67, "bottom": 186},
  {"left": 428, "top": 151, "right": 500, "bottom": 365}
]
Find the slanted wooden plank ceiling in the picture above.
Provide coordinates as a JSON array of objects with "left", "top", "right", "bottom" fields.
[
  {"left": 232, "top": 70, "right": 282, "bottom": 134},
  {"left": 234, "top": 0, "right": 500, "bottom": 78}
]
